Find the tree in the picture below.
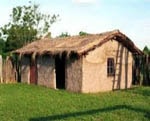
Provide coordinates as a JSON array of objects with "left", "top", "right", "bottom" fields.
[
  {"left": 0, "top": 38, "right": 5, "bottom": 55},
  {"left": 58, "top": 32, "right": 70, "bottom": 38},
  {"left": 138, "top": 46, "right": 150, "bottom": 86},
  {"left": 0, "top": 2, "right": 59, "bottom": 52},
  {"left": 143, "top": 46, "right": 150, "bottom": 55},
  {"left": 79, "top": 31, "right": 88, "bottom": 36},
  {"left": 0, "top": 32, "right": 5, "bottom": 56}
]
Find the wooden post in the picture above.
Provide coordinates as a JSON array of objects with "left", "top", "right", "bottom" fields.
[{"left": 0, "top": 55, "right": 2, "bottom": 83}]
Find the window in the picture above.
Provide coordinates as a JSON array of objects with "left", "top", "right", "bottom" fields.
[{"left": 107, "top": 58, "right": 115, "bottom": 76}]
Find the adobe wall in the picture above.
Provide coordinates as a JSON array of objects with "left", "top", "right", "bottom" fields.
[
  {"left": 82, "top": 40, "right": 133, "bottom": 93},
  {"left": 21, "top": 56, "right": 30, "bottom": 83},
  {"left": 37, "top": 55, "right": 56, "bottom": 88},
  {"left": 66, "top": 57, "right": 82, "bottom": 92}
]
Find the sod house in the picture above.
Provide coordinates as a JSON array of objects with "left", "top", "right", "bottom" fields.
[{"left": 14, "top": 30, "right": 142, "bottom": 93}]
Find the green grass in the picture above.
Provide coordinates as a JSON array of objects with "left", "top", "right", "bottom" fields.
[{"left": 0, "top": 84, "right": 150, "bottom": 121}]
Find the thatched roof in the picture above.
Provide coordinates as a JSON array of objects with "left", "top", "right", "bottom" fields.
[{"left": 13, "top": 30, "right": 143, "bottom": 57}]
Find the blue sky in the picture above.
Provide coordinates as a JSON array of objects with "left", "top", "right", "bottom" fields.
[{"left": 0, "top": 0, "right": 150, "bottom": 49}]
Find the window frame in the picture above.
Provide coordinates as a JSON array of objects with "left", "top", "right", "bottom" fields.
[{"left": 107, "top": 58, "right": 115, "bottom": 76}]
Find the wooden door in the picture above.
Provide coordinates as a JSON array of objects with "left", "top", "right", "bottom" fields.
[{"left": 30, "top": 60, "right": 37, "bottom": 84}]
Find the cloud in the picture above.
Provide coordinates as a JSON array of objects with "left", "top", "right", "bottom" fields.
[{"left": 72, "top": 0, "right": 97, "bottom": 4}]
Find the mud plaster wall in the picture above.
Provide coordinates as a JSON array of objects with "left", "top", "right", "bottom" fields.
[
  {"left": 37, "top": 55, "right": 56, "bottom": 88},
  {"left": 21, "top": 56, "right": 30, "bottom": 83},
  {"left": 66, "top": 57, "right": 82, "bottom": 92},
  {"left": 82, "top": 40, "right": 133, "bottom": 93}
]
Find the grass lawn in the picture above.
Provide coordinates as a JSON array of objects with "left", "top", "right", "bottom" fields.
[{"left": 0, "top": 84, "right": 150, "bottom": 121}]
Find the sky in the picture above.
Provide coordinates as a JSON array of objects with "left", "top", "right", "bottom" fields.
[{"left": 0, "top": 0, "right": 150, "bottom": 49}]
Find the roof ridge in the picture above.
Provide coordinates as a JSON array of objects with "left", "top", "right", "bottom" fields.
[{"left": 13, "top": 29, "right": 143, "bottom": 55}]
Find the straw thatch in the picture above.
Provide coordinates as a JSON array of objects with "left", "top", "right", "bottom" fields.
[{"left": 13, "top": 30, "right": 143, "bottom": 57}]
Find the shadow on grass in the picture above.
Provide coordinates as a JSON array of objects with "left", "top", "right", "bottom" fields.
[
  {"left": 134, "top": 89, "right": 150, "bottom": 97},
  {"left": 127, "top": 87, "right": 150, "bottom": 97},
  {"left": 29, "top": 105, "right": 150, "bottom": 121}
]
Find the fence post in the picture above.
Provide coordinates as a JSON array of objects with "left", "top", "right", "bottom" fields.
[{"left": 0, "top": 55, "right": 2, "bottom": 83}]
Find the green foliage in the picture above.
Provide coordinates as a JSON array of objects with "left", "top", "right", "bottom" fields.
[
  {"left": 133, "top": 50, "right": 150, "bottom": 85},
  {"left": 79, "top": 31, "right": 88, "bottom": 36},
  {"left": 0, "top": 84, "right": 150, "bottom": 121},
  {"left": 0, "top": 38, "right": 5, "bottom": 55},
  {"left": 143, "top": 46, "right": 150, "bottom": 55},
  {"left": 0, "top": 2, "right": 58, "bottom": 52},
  {"left": 58, "top": 32, "right": 70, "bottom": 38}
]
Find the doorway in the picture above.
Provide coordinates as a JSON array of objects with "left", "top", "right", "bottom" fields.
[
  {"left": 30, "top": 60, "right": 37, "bottom": 84},
  {"left": 55, "top": 55, "right": 65, "bottom": 89}
]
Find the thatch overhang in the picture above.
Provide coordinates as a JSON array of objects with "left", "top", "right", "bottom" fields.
[{"left": 13, "top": 30, "right": 143, "bottom": 57}]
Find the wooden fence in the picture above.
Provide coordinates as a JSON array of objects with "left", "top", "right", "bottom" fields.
[
  {"left": 2, "top": 56, "right": 16, "bottom": 83},
  {"left": 142, "top": 55, "right": 150, "bottom": 85},
  {"left": 133, "top": 55, "right": 150, "bottom": 86},
  {"left": 0, "top": 55, "right": 2, "bottom": 83}
]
